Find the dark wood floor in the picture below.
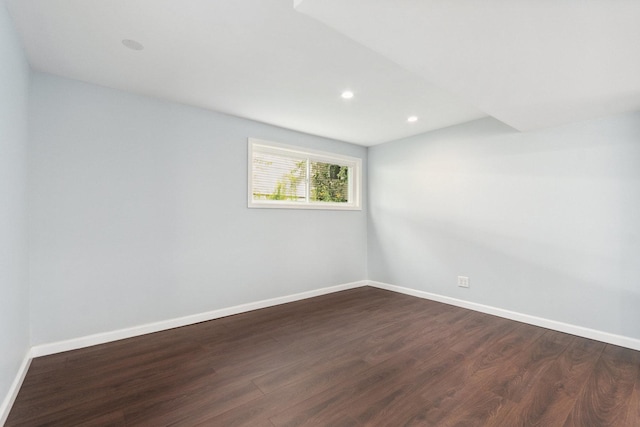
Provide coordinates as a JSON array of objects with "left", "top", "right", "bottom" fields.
[{"left": 6, "top": 287, "right": 640, "bottom": 426}]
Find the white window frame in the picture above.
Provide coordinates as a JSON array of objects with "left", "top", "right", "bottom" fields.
[{"left": 248, "top": 138, "right": 362, "bottom": 210}]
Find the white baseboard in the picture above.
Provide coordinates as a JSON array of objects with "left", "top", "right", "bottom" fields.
[
  {"left": 29, "top": 279, "right": 640, "bottom": 357},
  {"left": 11, "top": 278, "right": 639, "bottom": 425},
  {"left": 0, "top": 350, "right": 32, "bottom": 426},
  {"left": 30, "top": 280, "right": 367, "bottom": 358},
  {"left": 368, "top": 280, "right": 640, "bottom": 352}
]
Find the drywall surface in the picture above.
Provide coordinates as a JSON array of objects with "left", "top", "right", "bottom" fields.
[
  {"left": 0, "top": 0, "right": 30, "bottom": 413},
  {"left": 368, "top": 113, "right": 640, "bottom": 340},
  {"left": 29, "top": 72, "right": 367, "bottom": 345}
]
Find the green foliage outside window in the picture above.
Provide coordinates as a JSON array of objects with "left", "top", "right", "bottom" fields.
[{"left": 310, "top": 162, "right": 348, "bottom": 202}]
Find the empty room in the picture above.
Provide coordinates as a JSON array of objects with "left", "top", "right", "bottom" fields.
[{"left": 1, "top": 0, "right": 639, "bottom": 426}]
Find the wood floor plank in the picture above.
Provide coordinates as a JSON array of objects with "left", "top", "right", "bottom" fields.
[
  {"left": 252, "top": 346, "right": 369, "bottom": 394},
  {"left": 202, "top": 355, "right": 371, "bottom": 426},
  {"left": 123, "top": 379, "right": 263, "bottom": 426},
  {"left": 5, "top": 287, "right": 640, "bottom": 426},
  {"left": 74, "top": 411, "right": 126, "bottom": 427},
  {"left": 564, "top": 344, "right": 640, "bottom": 427},
  {"left": 347, "top": 349, "right": 467, "bottom": 426},
  {"left": 496, "top": 330, "right": 574, "bottom": 404},
  {"left": 623, "top": 359, "right": 640, "bottom": 426},
  {"left": 491, "top": 335, "right": 606, "bottom": 426},
  {"left": 269, "top": 342, "right": 456, "bottom": 426},
  {"left": 389, "top": 322, "right": 546, "bottom": 425}
]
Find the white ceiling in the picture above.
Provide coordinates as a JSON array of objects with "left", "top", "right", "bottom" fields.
[
  {"left": 296, "top": 0, "right": 640, "bottom": 132},
  {"left": 6, "top": 1, "right": 639, "bottom": 145},
  {"left": 4, "top": 0, "right": 484, "bottom": 146}
]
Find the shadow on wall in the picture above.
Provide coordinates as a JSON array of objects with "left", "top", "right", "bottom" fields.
[
  {"left": 367, "top": 114, "right": 640, "bottom": 342},
  {"left": 367, "top": 205, "right": 640, "bottom": 341}
]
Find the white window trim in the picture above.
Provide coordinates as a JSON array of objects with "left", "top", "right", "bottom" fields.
[{"left": 248, "top": 138, "right": 362, "bottom": 210}]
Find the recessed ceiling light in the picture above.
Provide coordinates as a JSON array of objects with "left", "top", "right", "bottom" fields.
[
  {"left": 341, "top": 90, "right": 354, "bottom": 99},
  {"left": 407, "top": 116, "right": 418, "bottom": 123},
  {"left": 122, "top": 39, "right": 144, "bottom": 51}
]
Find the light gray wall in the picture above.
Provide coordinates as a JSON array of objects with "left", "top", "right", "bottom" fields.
[
  {"left": 0, "top": 0, "right": 30, "bottom": 412},
  {"left": 29, "top": 72, "right": 367, "bottom": 345},
  {"left": 368, "top": 113, "right": 640, "bottom": 340}
]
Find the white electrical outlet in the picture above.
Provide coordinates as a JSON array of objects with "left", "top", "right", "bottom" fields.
[{"left": 457, "top": 276, "right": 470, "bottom": 288}]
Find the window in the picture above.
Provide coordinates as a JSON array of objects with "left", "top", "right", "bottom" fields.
[{"left": 248, "top": 139, "right": 361, "bottom": 210}]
